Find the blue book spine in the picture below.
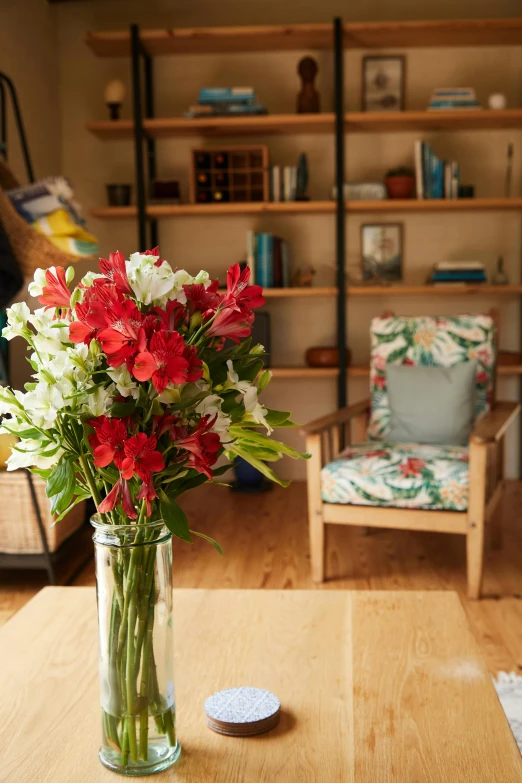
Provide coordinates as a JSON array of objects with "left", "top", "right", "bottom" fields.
[
  {"left": 422, "top": 143, "right": 430, "bottom": 199},
  {"left": 199, "top": 88, "right": 255, "bottom": 105},
  {"left": 432, "top": 271, "right": 486, "bottom": 281},
  {"left": 256, "top": 234, "right": 274, "bottom": 288}
]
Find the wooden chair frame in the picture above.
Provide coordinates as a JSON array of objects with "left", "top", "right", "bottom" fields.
[{"left": 302, "top": 398, "right": 520, "bottom": 599}]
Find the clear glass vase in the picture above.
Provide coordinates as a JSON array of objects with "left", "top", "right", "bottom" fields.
[{"left": 92, "top": 517, "right": 181, "bottom": 776}]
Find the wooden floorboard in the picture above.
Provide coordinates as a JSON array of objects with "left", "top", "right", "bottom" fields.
[{"left": 1, "top": 481, "right": 521, "bottom": 675}]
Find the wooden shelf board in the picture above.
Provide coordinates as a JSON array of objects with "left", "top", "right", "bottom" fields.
[
  {"left": 90, "top": 201, "right": 335, "bottom": 218},
  {"left": 87, "top": 109, "right": 522, "bottom": 139},
  {"left": 345, "top": 108, "right": 522, "bottom": 132},
  {"left": 347, "top": 284, "right": 522, "bottom": 296},
  {"left": 86, "top": 19, "right": 522, "bottom": 57},
  {"left": 91, "top": 198, "right": 522, "bottom": 219},
  {"left": 87, "top": 114, "right": 336, "bottom": 138},
  {"left": 270, "top": 363, "right": 522, "bottom": 379},
  {"left": 347, "top": 198, "right": 522, "bottom": 213},
  {"left": 262, "top": 287, "right": 337, "bottom": 298}
]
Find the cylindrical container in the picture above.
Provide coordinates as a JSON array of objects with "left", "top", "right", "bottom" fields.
[{"left": 92, "top": 517, "right": 181, "bottom": 776}]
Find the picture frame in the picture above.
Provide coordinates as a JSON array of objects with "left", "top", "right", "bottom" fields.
[
  {"left": 361, "top": 223, "right": 403, "bottom": 282},
  {"left": 362, "top": 55, "right": 405, "bottom": 112}
]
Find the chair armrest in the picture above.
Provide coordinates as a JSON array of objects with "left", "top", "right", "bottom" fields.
[
  {"left": 470, "top": 401, "right": 520, "bottom": 444},
  {"left": 300, "top": 399, "right": 370, "bottom": 436}
]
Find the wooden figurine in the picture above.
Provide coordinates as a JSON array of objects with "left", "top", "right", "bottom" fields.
[{"left": 297, "top": 57, "right": 320, "bottom": 114}]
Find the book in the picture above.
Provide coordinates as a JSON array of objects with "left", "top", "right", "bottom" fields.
[
  {"left": 414, "top": 140, "right": 424, "bottom": 200},
  {"left": 270, "top": 166, "right": 281, "bottom": 202},
  {"left": 282, "top": 166, "right": 297, "bottom": 201},
  {"left": 198, "top": 87, "right": 255, "bottom": 104},
  {"left": 185, "top": 103, "right": 267, "bottom": 118},
  {"left": 281, "top": 241, "right": 291, "bottom": 288},
  {"left": 273, "top": 236, "right": 282, "bottom": 287},
  {"left": 432, "top": 271, "right": 487, "bottom": 282},
  {"left": 436, "top": 261, "right": 485, "bottom": 271},
  {"left": 256, "top": 233, "right": 274, "bottom": 288},
  {"left": 246, "top": 230, "right": 256, "bottom": 280}
]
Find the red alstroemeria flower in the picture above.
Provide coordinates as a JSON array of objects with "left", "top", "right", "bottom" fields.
[
  {"left": 133, "top": 330, "right": 189, "bottom": 393},
  {"left": 88, "top": 416, "right": 128, "bottom": 469},
  {"left": 38, "top": 267, "right": 73, "bottom": 310},
  {"left": 151, "top": 300, "right": 184, "bottom": 332},
  {"left": 98, "top": 250, "right": 133, "bottom": 296},
  {"left": 399, "top": 458, "right": 426, "bottom": 478},
  {"left": 121, "top": 433, "right": 165, "bottom": 482},
  {"left": 171, "top": 415, "right": 221, "bottom": 480},
  {"left": 183, "top": 280, "right": 220, "bottom": 318},
  {"left": 98, "top": 477, "right": 137, "bottom": 519},
  {"left": 98, "top": 300, "right": 147, "bottom": 368},
  {"left": 70, "top": 296, "right": 109, "bottom": 345},
  {"left": 184, "top": 344, "right": 204, "bottom": 383},
  {"left": 206, "top": 307, "right": 254, "bottom": 343},
  {"left": 136, "top": 474, "right": 159, "bottom": 516},
  {"left": 222, "top": 263, "right": 265, "bottom": 311}
]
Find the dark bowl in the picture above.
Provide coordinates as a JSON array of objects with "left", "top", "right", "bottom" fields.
[{"left": 305, "top": 346, "right": 352, "bottom": 368}]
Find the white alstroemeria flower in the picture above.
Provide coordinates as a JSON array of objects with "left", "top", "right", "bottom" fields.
[
  {"left": 157, "top": 385, "right": 182, "bottom": 405},
  {"left": 223, "top": 360, "right": 252, "bottom": 394},
  {"left": 6, "top": 439, "right": 63, "bottom": 472},
  {"left": 195, "top": 394, "right": 233, "bottom": 443},
  {"left": 168, "top": 269, "right": 213, "bottom": 305},
  {"left": 107, "top": 366, "right": 139, "bottom": 399},
  {"left": 0, "top": 387, "right": 24, "bottom": 417},
  {"left": 126, "top": 252, "right": 176, "bottom": 305},
  {"left": 83, "top": 384, "right": 115, "bottom": 417},
  {"left": 2, "top": 302, "right": 31, "bottom": 341},
  {"left": 22, "top": 383, "right": 65, "bottom": 429},
  {"left": 27, "top": 267, "right": 50, "bottom": 298},
  {"left": 28, "top": 308, "right": 70, "bottom": 356},
  {"left": 243, "top": 386, "right": 272, "bottom": 434}
]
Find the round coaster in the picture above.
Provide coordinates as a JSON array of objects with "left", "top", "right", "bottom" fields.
[{"left": 204, "top": 687, "right": 280, "bottom": 737}]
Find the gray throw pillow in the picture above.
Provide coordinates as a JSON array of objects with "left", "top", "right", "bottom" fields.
[{"left": 386, "top": 362, "right": 477, "bottom": 446}]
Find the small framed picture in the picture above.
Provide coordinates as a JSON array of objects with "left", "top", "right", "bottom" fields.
[
  {"left": 361, "top": 223, "right": 403, "bottom": 282},
  {"left": 362, "top": 56, "right": 405, "bottom": 112}
]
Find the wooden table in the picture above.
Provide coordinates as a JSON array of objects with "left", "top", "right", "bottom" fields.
[{"left": 0, "top": 588, "right": 520, "bottom": 782}]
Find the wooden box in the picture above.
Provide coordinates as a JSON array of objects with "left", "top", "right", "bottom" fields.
[
  {"left": 0, "top": 471, "right": 86, "bottom": 554},
  {"left": 190, "top": 145, "right": 269, "bottom": 204}
]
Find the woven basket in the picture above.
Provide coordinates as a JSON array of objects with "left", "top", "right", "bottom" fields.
[
  {"left": 0, "top": 158, "right": 96, "bottom": 279},
  {"left": 0, "top": 470, "right": 86, "bottom": 554}
]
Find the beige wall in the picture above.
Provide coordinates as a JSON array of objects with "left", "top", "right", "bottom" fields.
[{"left": 6, "top": 0, "right": 522, "bottom": 478}]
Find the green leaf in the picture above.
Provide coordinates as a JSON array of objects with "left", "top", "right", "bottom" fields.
[
  {"left": 46, "top": 458, "right": 74, "bottom": 498},
  {"left": 190, "top": 529, "right": 223, "bottom": 555},
  {"left": 52, "top": 493, "right": 90, "bottom": 524},
  {"left": 229, "top": 445, "right": 289, "bottom": 487},
  {"left": 238, "top": 359, "right": 264, "bottom": 382},
  {"left": 46, "top": 458, "right": 76, "bottom": 515},
  {"left": 160, "top": 500, "right": 193, "bottom": 543},
  {"left": 264, "top": 409, "right": 295, "bottom": 427},
  {"left": 110, "top": 400, "right": 136, "bottom": 418},
  {"left": 229, "top": 426, "right": 309, "bottom": 460}
]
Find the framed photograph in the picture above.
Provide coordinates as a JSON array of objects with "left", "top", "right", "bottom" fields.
[
  {"left": 361, "top": 223, "right": 403, "bottom": 282},
  {"left": 362, "top": 56, "right": 405, "bottom": 112}
]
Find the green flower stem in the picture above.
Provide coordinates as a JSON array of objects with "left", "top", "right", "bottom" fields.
[
  {"left": 138, "top": 581, "right": 156, "bottom": 761},
  {"left": 163, "top": 709, "right": 176, "bottom": 748}
]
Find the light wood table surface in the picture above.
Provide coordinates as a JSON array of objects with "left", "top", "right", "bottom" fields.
[{"left": 0, "top": 587, "right": 520, "bottom": 782}]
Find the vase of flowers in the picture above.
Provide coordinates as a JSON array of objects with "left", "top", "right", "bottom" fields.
[{"left": 0, "top": 248, "right": 307, "bottom": 775}]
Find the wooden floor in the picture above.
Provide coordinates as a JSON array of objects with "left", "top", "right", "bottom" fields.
[{"left": 1, "top": 481, "right": 522, "bottom": 674}]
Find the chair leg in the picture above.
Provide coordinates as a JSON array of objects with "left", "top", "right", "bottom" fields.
[
  {"left": 306, "top": 433, "right": 325, "bottom": 583},
  {"left": 467, "top": 441, "right": 487, "bottom": 600}
]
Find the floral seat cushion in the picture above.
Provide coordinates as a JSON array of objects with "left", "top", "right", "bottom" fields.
[{"left": 321, "top": 442, "right": 469, "bottom": 511}]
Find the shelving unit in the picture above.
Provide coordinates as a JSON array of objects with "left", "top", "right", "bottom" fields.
[{"left": 86, "top": 16, "right": 522, "bottom": 471}]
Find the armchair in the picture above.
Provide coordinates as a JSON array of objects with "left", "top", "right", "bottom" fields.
[{"left": 302, "top": 314, "right": 520, "bottom": 599}]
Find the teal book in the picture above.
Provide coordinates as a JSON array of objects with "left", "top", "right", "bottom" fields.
[{"left": 256, "top": 233, "right": 274, "bottom": 288}]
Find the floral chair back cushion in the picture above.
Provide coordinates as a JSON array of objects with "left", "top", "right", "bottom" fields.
[{"left": 367, "top": 314, "right": 496, "bottom": 440}]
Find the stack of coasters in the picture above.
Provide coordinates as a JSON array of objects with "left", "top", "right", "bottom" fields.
[{"left": 204, "top": 687, "right": 280, "bottom": 737}]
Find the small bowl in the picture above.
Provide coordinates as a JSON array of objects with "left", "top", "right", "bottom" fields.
[
  {"left": 305, "top": 346, "right": 352, "bottom": 368},
  {"left": 106, "top": 184, "right": 132, "bottom": 207}
]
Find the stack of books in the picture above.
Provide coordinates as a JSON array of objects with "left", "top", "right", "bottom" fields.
[
  {"left": 269, "top": 165, "right": 297, "bottom": 202},
  {"left": 247, "top": 230, "right": 291, "bottom": 288},
  {"left": 427, "top": 88, "right": 481, "bottom": 111},
  {"left": 414, "top": 141, "right": 460, "bottom": 199},
  {"left": 430, "top": 261, "right": 487, "bottom": 285},
  {"left": 184, "top": 87, "right": 267, "bottom": 118}
]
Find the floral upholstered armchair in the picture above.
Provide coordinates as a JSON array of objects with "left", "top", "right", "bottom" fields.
[{"left": 302, "top": 314, "right": 520, "bottom": 599}]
